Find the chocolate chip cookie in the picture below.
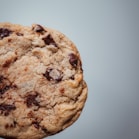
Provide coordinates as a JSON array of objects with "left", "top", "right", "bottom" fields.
[{"left": 0, "top": 23, "right": 87, "bottom": 139}]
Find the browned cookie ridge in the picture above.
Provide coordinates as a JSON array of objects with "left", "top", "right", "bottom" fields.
[{"left": 0, "top": 23, "right": 87, "bottom": 139}]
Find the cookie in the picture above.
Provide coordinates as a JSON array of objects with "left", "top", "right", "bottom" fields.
[{"left": 0, "top": 23, "right": 87, "bottom": 139}]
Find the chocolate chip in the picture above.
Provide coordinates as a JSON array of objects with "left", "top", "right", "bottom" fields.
[
  {"left": 43, "top": 68, "right": 52, "bottom": 81},
  {"left": 42, "top": 34, "right": 57, "bottom": 47},
  {"left": 0, "top": 104, "right": 16, "bottom": 116},
  {"left": 32, "top": 121, "right": 40, "bottom": 129},
  {"left": 26, "top": 94, "right": 39, "bottom": 107},
  {"left": 0, "top": 85, "right": 10, "bottom": 95},
  {"left": 13, "top": 121, "right": 17, "bottom": 127},
  {"left": 33, "top": 24, "right": 46, "bottom": 32},
  {"left": 69, "top": 53, "right": 78, "bottom": 68},
  {"left": 0, "top": 77, "right": 15, "bottom": 98},
  {"left": 43, "top": 68, "right": 63, "bottom": 82},
  {"left": 0, "top": 76, "right": 4, "bottom": 83},
  {"left": 0, "top": 28, "right": 12, "bottom": 39},
  {"left": 0, "top": 104, "right": 16, "bottom": 111},
  {"left": 70, "top": 75, "right": 75, "bottom": 80},
  {"left": 0, "top": 76, "right": 11, "bottom": 96}
]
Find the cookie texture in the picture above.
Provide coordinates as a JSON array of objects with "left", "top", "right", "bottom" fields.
[{"left": 0, "top": 23, "right": 87, "bottom": 139}]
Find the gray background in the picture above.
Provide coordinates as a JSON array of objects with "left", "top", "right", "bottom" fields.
[{"left": 0, "top": 0, "right": 139, "bottom": 139}]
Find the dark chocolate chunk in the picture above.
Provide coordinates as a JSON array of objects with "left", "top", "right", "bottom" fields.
[
  {"left": 12, "top": 84, "right": 18, "bottom": 89},
  {"left": 0, "top": 85, "right": 10, "bottom": 95},
  {"left": 13, "top": 121, "right": 17, "bottom": 127},
  {"left": 26, "top": 94, "right": 39, "bottom": 107},
  {"left": 32, "top": 121, "right": 40, "bottom": 129},
  {"left": 0, "top": 104, "right": 16, "bottom": 111},
  {"left": 0, "top": 28, "right": 12, "bottom": 39},
  {"left": 43, "top": 68, "right": 53, "bottom": 81},
  {"left": 0, "top": 104, "right": 16, "bottom": 116},
  {"left": 69, "top": 53, "right": 78, "bottom": 68},
  {"left": 42, "top": 34, "right": 57, "bottom": 47},
  {"left": 43, "top": 68, "right": 62, "bottom": 82},
  {"left": 0, "top": 76, "right": 11, "bottom": 96},
  {"left": 33, "top": 24, "right": 46, "bottom": 32},
  {"left": 0, "top": 76, "right": 4, "bottom": 83},
  {"left": 70, "top": 75, "right": 75, "bottom": 80}
]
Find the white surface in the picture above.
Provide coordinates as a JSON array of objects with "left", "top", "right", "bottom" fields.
[{"left": 0, "top": 0, "right": 139, "bottom": 139}]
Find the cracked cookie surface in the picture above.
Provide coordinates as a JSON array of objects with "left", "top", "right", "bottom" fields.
[{"left": 0, "top": 23, "right": 87, "bottom": 139}]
